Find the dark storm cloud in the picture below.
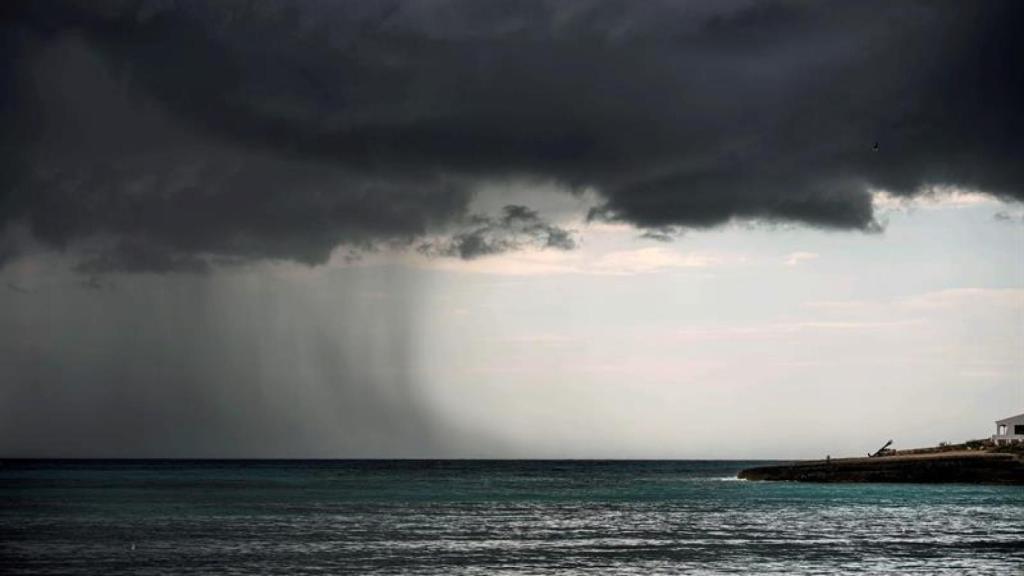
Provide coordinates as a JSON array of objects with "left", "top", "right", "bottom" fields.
[
  {"left": 2, "top": 0, "right": 1022, "bottom": 271},
  {"left": 420, "top": 204, "right": 575, "bottom": 259}
]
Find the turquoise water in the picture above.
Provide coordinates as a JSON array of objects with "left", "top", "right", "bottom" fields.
[{"left": 1, "top": 460, "right": 1021, "bottom": 574}]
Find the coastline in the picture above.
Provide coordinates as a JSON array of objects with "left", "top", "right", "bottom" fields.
[{"left": 739, "top": 447, "right": 1024, "bottom": 485}]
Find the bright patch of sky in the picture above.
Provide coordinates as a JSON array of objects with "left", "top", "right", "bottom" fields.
[{"left": 355, "top": 187, "right": 1023, "bottom": 458}]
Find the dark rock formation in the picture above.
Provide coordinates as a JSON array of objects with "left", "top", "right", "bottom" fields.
[{"left": 739, "top": 452, "right": 1024, "bottom": 485}]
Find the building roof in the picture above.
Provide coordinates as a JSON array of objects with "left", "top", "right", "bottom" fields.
[{"left": 995, "top": 412, "right": 1024, "bottom": 425}]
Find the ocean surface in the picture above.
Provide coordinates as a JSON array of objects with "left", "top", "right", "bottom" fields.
[{"left": 1, "top": 460, "right": 1021, "bottom": 575}]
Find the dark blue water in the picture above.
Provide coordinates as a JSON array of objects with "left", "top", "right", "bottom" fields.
[{"left": 1, "top": 460, "right": 1021, "bottom": 574}]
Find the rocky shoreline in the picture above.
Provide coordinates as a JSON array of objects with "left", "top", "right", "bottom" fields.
[{"left": 739, "top": 448, "right": 1024, "bottom": 485}]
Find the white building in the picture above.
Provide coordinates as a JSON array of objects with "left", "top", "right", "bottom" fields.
[{"left": 992, "top": 412, "right": 1024, "bottom": 445}]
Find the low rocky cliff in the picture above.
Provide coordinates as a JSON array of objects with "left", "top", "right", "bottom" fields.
[{"left": 739, "top": 451, "right": 1024, "bottom": 485}]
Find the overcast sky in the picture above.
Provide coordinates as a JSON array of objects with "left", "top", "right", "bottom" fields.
[{"left": 1, "top": 0, "right": 1021, "bottom": 458}]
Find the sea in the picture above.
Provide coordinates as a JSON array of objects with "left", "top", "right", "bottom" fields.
[{"left": 1, "top": 460, "right": 1021, "bottom": 575}]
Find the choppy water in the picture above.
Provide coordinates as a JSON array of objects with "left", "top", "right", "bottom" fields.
[{"left": 1, "top": 460, "right": 1021, "bottom": 574}]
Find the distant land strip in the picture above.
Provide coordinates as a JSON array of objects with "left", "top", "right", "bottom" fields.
[{"left": 739, "top": 442, "right": 1024, "bottom": 485}]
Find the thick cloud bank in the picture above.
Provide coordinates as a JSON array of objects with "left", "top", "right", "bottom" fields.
[{"left": 2, "top": 0, "right": 1021, "bottom": 271}]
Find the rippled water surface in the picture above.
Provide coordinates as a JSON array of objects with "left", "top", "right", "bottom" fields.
[{"left": 1, "top": 460, "right": 1021, "bottom": 574}]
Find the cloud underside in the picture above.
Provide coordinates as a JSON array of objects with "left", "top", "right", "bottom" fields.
[
  {"left": 418, "top": 205, "right": 575, "bottom": 259},
  {"left": 1, "top": 0, "right": 1022, "bottom": 272}
]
